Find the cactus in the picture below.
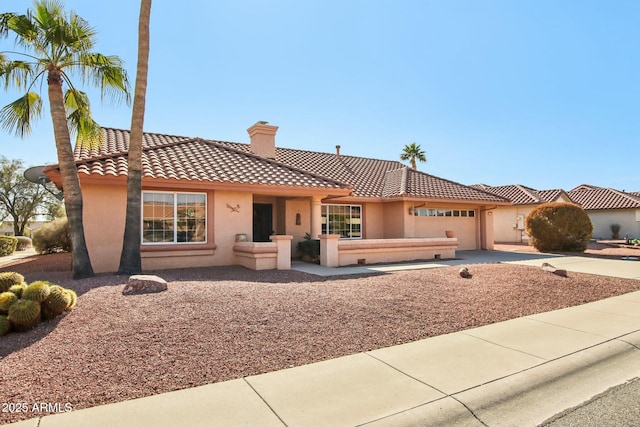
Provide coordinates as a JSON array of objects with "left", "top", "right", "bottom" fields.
[
  {"left": 65, "top": 289, "right": 78, "bottom": 310},
  {"left": 8, "top": 283, "right": 26, "bottom": 298},
  {"left": 0, "top": 292, "right": 18, "bottom": 313},
  {"left": 42, "top": 286, "right": 72, "bottom": 319},
  {"left": 8, "top": 299, "right": 41, "bottom": 331},
  {"left": 0, "top": 315, "right": 10, "bottom": 337},
  {"left": 22, "top": 281, "right": 52, "bottom": 303},
  {"left": 0, "top": 272, "right": 25, "bottom": 292}
]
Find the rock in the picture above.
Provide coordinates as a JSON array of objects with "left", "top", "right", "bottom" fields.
[
  {"left": 459, "top": 267, "right": 472, "bottom": 279},
  {"left": 541, "top": 262, "right": 568, "bottom": 277},
  {"left": 122, "top": 275, "right": 168, "bottom": 295}
]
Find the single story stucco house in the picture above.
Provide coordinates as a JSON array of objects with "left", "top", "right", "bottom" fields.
[
  {"left": 471, "top": 184, "right": 572, "bottom": 243},
  {"left": 568, "top": 185, "right": 640, "bottom": 240},
  {"left": 44, "top": 122, "right": 509, "bottom": 273}
]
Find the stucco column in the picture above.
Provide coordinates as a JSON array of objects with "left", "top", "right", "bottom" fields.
[
  {"left": 319, "top": 234, "right": 340, "bottom": 267},
  {"left": 269, "top": 235, "right": 293, "bottom": 270},
  {"left": 310, "top": 196, "right": 323, "bottom": 239},
  {"left": 480, "top": 210, "right": 495, "bottom": 250}
]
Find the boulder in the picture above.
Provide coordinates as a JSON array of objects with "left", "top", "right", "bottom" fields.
[
  {"left": 123, "top": 275, "right": 168, "bottom": 295},
  {"left": 541, "top": 262, "right": 568, "bottom": 277},
  {"left": 459, "top": 267, "right": 472, "bottom": 279}
]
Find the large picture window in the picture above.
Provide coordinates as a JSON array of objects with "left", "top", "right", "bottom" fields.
[
  {"left": 142, "top": 192, "right": 206, "bottom": 244},
  {"left": 321, "top": 204, "right": 362, "bottom": 239}
]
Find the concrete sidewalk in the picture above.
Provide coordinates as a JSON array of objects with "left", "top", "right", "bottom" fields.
[{"left": 5, "top": 252, "right": 640, "bottom": 427}]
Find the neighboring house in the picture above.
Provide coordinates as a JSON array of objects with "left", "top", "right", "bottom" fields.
[
  {"left": 471, "top": 184, "right": 572, "bottom": 243},
  {"left": 44, "top": 122, "right": 509, "bottom": 273},
  {"left": 568, "top": 185, "right": 640, "bottom": 240},
  {"left": 0, "top": 221, "right": 47, "bottom": 237}
]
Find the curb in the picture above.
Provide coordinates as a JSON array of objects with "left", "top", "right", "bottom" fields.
[{"left": 363, "top": 331, "right": 640, "bottom": 427}]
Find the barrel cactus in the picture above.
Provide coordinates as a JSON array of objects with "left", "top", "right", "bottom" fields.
[
  {"left": 8, "top": 299, "right": 41, "bottom": 331},
  {"left": 22, "top": 281, "right": 52, "bottom": 303},
  {"left": 65, "top": 289, "right": 78, "bottom": 310},
  {"left": 8, "top": 283, "right": 26, "bottom": 298},
  {"left": 42, "top": 286, "right": 72, "bottom": 319},
  {"left": 0, "top": 292, "right": 18, "bottom": 313},
  {"left": 0, "top": 272, "right": 25, "bottom": 292},
  {"left": 0, "top": 315, "right": 10, "bottom": 337}
]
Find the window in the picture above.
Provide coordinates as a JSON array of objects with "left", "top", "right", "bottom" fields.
[
  {"left": 142, "top": 192, "right": 206, "bottom": 244},
  {"left": 322, "top": 204, "right": 362, "bottom": 238},
  {"left": 414, "top": 208, "right": 476, "bottom": 218}
]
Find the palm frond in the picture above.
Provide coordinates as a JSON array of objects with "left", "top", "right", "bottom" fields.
[
  {"left": 77, "top": 53, "right": 131, "bottom": 104},
  {"left": 0, "top": 92, "right": 43, "bottom": 137},
  {"left": 0, "top": 13, "right": 18, "bottom": 38},
  {"left": 0, "top": 59, "right": 35, "bottom": 91},
  {"left": 64, "top": 87, "right": 101, "bottom": 147}
]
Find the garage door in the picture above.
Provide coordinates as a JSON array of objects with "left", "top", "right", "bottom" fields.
[{"left": 414, "top": 208, "right": 477, "bottom": 250}]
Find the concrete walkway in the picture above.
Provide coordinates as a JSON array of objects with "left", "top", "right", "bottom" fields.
[{"left": 5, "top": 251, "right": 640, "bottom": 427}]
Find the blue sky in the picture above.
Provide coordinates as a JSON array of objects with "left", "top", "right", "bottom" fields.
[{"left": 2, "top": 0, "right": 639, "bottom": 191}]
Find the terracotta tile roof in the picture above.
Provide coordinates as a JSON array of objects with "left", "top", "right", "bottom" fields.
[
  {"left": 406, "top": 170, "right": 508, "bottom": 202},
  {"left": 72, "top": 129, "right": 351, "bottom": 191},
  {"left": 471, "top": 184, "right": 570, "bottom": 205},
  {"left": 71, "top": 128, "right": 508, "bottom": 203},
  {"left": 381, "top": 168, "right": 408, "bottom": 197},
  {"left": 568, "top": 186, "right": 640, "bottom": 210}
]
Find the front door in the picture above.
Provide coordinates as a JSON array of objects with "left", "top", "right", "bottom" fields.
[{"left": 253, "top": 203, "right": 273, "bottom": 242}]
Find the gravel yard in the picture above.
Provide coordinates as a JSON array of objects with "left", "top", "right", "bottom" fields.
[{"left": 1, "top": 246, "right": 640, "bottom": 424}]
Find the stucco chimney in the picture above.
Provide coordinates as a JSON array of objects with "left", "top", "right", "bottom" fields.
[
  {"left": 247, "top": 121, "right": 278, "bottom": 159},
  {"left": 336, "top": 145, "right": 341, "bottom": 158}
]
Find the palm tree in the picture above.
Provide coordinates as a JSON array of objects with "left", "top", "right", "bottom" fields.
[
  {"left": 118, "top": 0, "right": 152, "bottom": 275},
  {"left": 400, "top": 142, "right": 427, "bottom": 170},
  {"left": 0, "top": 1, "right": 130, "bottom": 279}
]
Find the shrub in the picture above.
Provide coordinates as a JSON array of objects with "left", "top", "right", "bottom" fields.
[
  {"left": 0, "top": 272, "right": 25, "bottom": 292},
  {"left": 526, "top": 202, "right": 593, "bottom": 252},
  {"left": 32, "top": 218, "right": 71, "bottom": 254},
  {"left": 15, "top": 236, "right": 32, "bottom": 251},
  {"left": 296, "top": 233, "right": 320, "bottom": 263},
  {"left": 610, "top": 223, "right": 621, "bottom": 240},
  {"left": 0, "top": 236, "right": 18, "bottom": 256}
]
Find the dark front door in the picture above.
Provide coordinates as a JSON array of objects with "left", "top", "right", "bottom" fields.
[{"left": 253, "top": 203, "right": 273, "bottom": 242}]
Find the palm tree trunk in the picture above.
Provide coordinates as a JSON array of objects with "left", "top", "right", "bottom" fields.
[
  {"left": 118, "top": 0, "right": 152, "bottom": 274},
  {"left": 47, "top": 69, "right": 94, "bottom": 279}
]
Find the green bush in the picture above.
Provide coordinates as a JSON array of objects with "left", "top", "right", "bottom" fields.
[
  {"left": 296, "top": 233, "right": 320, "bottom": 262},
  {"left": 32, "top": 218, "right": 71, "bottom": 254},
  {"left": 15, "top": 236, "right": 32, "bottom": 251},
  {"left": 526, "top": 202, "right": 593, "bottom": 252},
  {"left": 610, "top": 223, "right": 621, "bottom": 240},
  {"left": 0, "top": 272, "right": 25, "bottom": 292},
  {"left": 0, "top": 236, "right": 18, "bottom": 256}
]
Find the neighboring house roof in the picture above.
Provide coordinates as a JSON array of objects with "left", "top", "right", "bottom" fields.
[
  {"left": 568, "top": 186, "right": 640, "bottom": 210},
  {"left": 68, "top": 127, "right": 508, "bottom": 204},
  {"left": 471, "top": 184, "right": 570, "bottom": 205}
]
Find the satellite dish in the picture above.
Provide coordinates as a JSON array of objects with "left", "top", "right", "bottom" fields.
[
  {"left": 24, "top": 165, "right": 51, "bottom": 185},
  {"left": 24, "top": 165, "right": 64, "bottom": 201}
]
